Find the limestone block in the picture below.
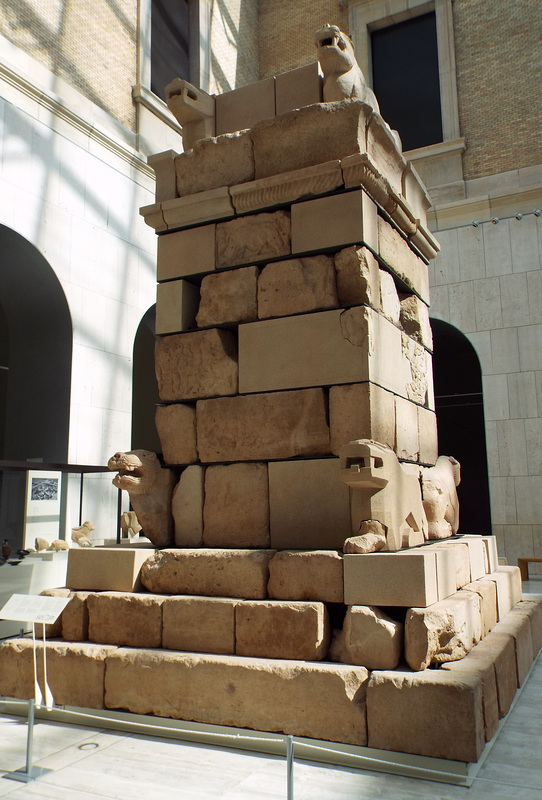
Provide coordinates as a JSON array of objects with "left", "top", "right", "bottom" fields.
[
  {"left": 155, "top": 279, "right": 199, "bottom": 335},
  {"left": 0, "top": 638, "right": 115, "bottom": 709},
  {"left": 238, "top": 307, "right": 410, "bottom": 398},
  {"left": 367, "top": 668, "right": 485, "bottom": 762},
  {"left": 197, "top": 266, "right": 258, "bottom": 327},
  {"left": 216, "top": 211, "right": 291, "bottom": 270},
  {"left": 203, "top": 463, "right": 269, "bottom": 548},
  {"left": 235, "top": 601, "right": 330, "bottom": 660},
  {"left": 275, "top": 63, "right": 322, "bottom": 115},
  {"left": 105, "top": 648, "right": 369, "bottom": 746},
  {"left": 441, "top": 646, "right": 500, "bottom": 742},
  {"left": 155, "top": 403, "right": 197, "bottom": 465},
  {"left": 394, "top": 395, "right": 419, "bottom": 462},
  {"left": 267, "top": 550, "right": 344, "bottom": 603},
  {"left": 329, "top": 382, "right": 395, "bottom": 456},
  {"left": 367, "top": 115, "right": 406, "bottom": 195},
  {"left": 155, "top": 328, "right": 237, "bottom": 402},
  {"left": 404, "top": 592, "right": 482, "bottom": 671},
  {"left": 462, "top": 579, "right": 498, "bottom": 637},
  {"left": 334, "top": 246, "right": 380, "bottom": 308},
  {"left": 330, "top": 606, "right": 403, "bottom": 670},
  {"left": 268, "top": 458, "right": 350, "bottom": 550},
  {"left": 291, "top": 190, "right": 378, "bottom": 255},
  {"left": 40, "top": 587, "right": 70, "bottom": 637},
  {"left": 62, "top": 591, "right": 91, "bottom": 641},
  {"left": 515, "top": 598, "right": 542, "bottom": 654},
  {"left": 423, "top": 542, "right": 470, "bottom": 590},
  {"left": 161, "top": 187, "right": 234, "bottom": 230},
  {"left": 66, "top": 548, "right": 153, "bottom": 592},
  {"left": 462, "top": 534, "right": 498, "bottom": 574},
  {"left": 196, "top": 388, "right": 330, "bottom": 463},
  {"left": 344, "top": 550, "right": 455, "bottom": 608},
  {"left": 172, "top": 465, "right": 204, "bottom": 547},
  {"left": 417, "top": 405, "right": 438, "bottom": 465},
  {"left": 399, "top": 294, "right": 433, "bottom": 350},
  {"left": 492, "top": 611, "right": 534, "bottom": 686},
  {"left": 215, "top": 77, "right": 275, "bottom": 136},
  {"left": 157, "top": 224, "right": 215, "bottom": 281},
  {"left": 486, "top": 566, "right": 522, "bottom": 620},
  {"left": 257, "top": 254, "right": 338, "bottom": 318},
  {"left": 251, "top": 100, "right": 371, "bottom": 180},
  {"left": 175, "top": 130, "right": 254, "bottom": 197},
  {"left": 377, "top": 216, "right": 430, "bottom": 303},
  {"left": 230, "top": 161, "right": 343, "bottom": 215},
  {"left": 148, "top": 150, "right": 177, "bottom": 203},
  {"left": 468, "top": 631, "right": 518, "bottom": 717},
  {"left": 162, "top": 596, "right": 236, "bottom": 654},
  {"left": 379, "top": 270, "right": 401, "bottom": 324},
  {"left": 458, "top": 536, "right": 487, "bottom": 581},
  {"left": 141, "top": 549, "right": 276, "bottom": 599},
  {"left": 401, "top": 333, "right": 431, "bottom": 405},
  {"left": 140, "top": 201, "right": 167, "bottom": 232},
  {"left": 87, "top": 592, "right": 165, "bottom": 648}
]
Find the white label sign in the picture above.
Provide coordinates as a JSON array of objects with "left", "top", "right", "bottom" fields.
[{"left": 0, "top": 594, "right": 70, "bottom": 624}]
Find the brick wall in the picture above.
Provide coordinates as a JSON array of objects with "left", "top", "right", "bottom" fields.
[
  {"left": 209, "top": 0, "right": 259, "bottom": 94},
  {"left": 0, "top": 0, "right": 138, "bottom": 129},
  {"left": 454, "top": 0, "right": 542, "bottom": 180},
  {"left": 258, "top": 0, "right": 348, "bottom": 79}
]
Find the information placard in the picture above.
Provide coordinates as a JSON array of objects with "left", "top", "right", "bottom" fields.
[{"left": 0, "top": 594, "right": 70, "bottom": 624}]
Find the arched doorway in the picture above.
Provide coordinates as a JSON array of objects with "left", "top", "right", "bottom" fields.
[
  {"left": 0, "top": 225, "right": 72, "bottom": 462},
  {"left": 431, "top": 318, "right": 491, "bottom": 534},
  {"left": 131, "top": 305, "right": 161, "bottom": 453}
]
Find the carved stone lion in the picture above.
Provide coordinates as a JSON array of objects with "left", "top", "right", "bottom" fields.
[
  {"left": 421, "top": 456, "right": 461, "bottom": 540},
  {"left": 315, "top": 24, "right": 380, "bottom": 111},
  {"left": 107, "top": 450, "right": 176, "bottom": 548}
]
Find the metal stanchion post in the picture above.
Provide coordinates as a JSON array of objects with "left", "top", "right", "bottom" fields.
[
  {"left": 286, "top": 735, "right": 294, "bottom": 800},
  {"left": 5, "top": 697, "right": 52, "bottom": 783}
]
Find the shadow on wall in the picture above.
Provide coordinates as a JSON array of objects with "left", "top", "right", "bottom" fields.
[{"left": 430, "top": 318, "right": 491, "bottom": 534}]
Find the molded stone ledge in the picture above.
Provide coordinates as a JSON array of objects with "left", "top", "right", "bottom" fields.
[{"left": 161, "top": 188, "right": 235, "bottom": 230}]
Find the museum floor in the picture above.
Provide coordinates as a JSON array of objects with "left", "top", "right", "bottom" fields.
[{"left": 1, "top": 579, "right": 541, "bottom": 800}]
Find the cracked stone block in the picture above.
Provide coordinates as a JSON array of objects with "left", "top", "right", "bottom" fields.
[
  {"left": 197, "top": 266, "right": 258, "bottom": 327},
  {"left": 155, "top": 403, "right": 197, "bottom": 465},
  {"left": 258, "top": 254, "right": 338, "bottom": 318},
  {"left": 235, "top": 600, "right": 330, "bottom": 660}
]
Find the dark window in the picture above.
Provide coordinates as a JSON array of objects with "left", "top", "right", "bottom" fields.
[
  {"left": 151, "top": 0, "right": 190, "bottom": 101},
  {"left": 371, "top": 12, "right": 442, "bottom": 151}
]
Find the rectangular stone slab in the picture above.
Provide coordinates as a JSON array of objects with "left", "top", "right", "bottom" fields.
[
  {"left": 87, "top": 592, "right": 165, "bottom": 648},
  {"left": 157, "top": 224, "right": 216, "bottom": 281},
  {"left": 267, "top": 550, "right": 344, "bottom": 603},
  {"left": 162, "top": 596, "right": 237, "bottom": 654},
  {"left": 491, "top": 611, "right": 534, "bottom": 686},
  {"left": 238, "top": 307, "right": 412, "bottom": 397},
  {"left": 66, "top": 548, "right": 154, "bottom": 592},
  {"left": 104, "top": 648, "right": 368, "bottom": 746},
  {"left": 141, "top": 549, "right": 276, "bottom": 599},
  {"left": 291, "top": 189, "right": 378, "bottom": 255},
  {"left": 155, "top": 279, "right": 200, "bottom": 335},
  {"left": 367, "top": 668, "right": 485, "bottom": 763},
  {"left": 235, "top": 600, "right": 330, "bottom": 660},
  {"left": 486, "top": 566, "right": 522, "bottom": 620},
  {"left": 441, "top": 645, "right": 500, "bottom": 743}
]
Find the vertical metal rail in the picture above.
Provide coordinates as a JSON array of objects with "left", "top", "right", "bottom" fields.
[{"left": 286, "top": 735, "right": 294, "bottom": 800}]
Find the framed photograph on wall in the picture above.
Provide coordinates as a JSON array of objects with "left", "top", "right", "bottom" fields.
[{"left": 23, "top": 471, "right": 62, "bottom": 550}]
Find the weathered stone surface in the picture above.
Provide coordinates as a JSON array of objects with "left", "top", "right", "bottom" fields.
[
  {"left": 441, "top": 645, "right": 500, "bottom": 742},
  {"left": 162, "top": 596, "right": 236, "bottom": 654},
  {"left": 367, "top": 669, "right": 485, "bottom": 762},
  {"left": 377, "top": 216, "right": 430, "bottom": 303},
  {"left": 405, "top": 592, "right": 482, "bottom": 671},
  {"left": 196, "top": 388, "right": 330, "bottom": 463},
  {"left": 515, "top": 598, "right": 542, "bottom": 654},
  {"left": 401, "top": 333, "right": 430, "bottom": 405},
  {"left": 157, "top": 224, "right": 216, "bottom": 281},
  {"left": 267, "top": 550, "right": 343, "bottom": 603},
  {"left": 175, "top": 130, "right": 254, "bottom": 197},
  {"left": 251, "top": 100, "right": 371, "bottom": 180},
  {"left": 155, "top": 279, "right": 200, "bottom": 335},
  {"left": 0, "top": 638, "right": 115, "bottom": 709},
  {"left": 423, "top": 542, "right": 470, "bottom": 590},
  {"left": 62, "top": 591, "right": 91, "bottom": 641},
  {"left": 330, "top": 606, "right": 403, "bottom": 670},
  {"left": 257, "top": 254, "right": 338, "bottom": 319},
  {"left": 197, "top": 266, "right": 258, "bottom": 327},
  {"left": 291, "top": 190, "right": 378, "bottom": 255},
  {"left": 203, "top": 463, "right": 269, "bottom": 548},
  {"left": 329, "top": 382, "right": 396, "bottom": 455},
  {"left": 268, "top": 459, "right": 350, "bottom": 550},
  {"left": 239, "top": 307, "right": 411, "bottom": 398},
  {"left": 155, "top": 328, "right": 238, "bottom": 402},
  {"left": 162, "top": 188, "right": 234, "bottom": 229},
  {"left": 334, "top": 245, "right": 380, "bottom": 308},
  {"left": 417, "top": 405, "right": 438, "bottom": 465},
  {"left": 492, "top": 611, "right": 534, "bottom": 686},
  {"left": 399, "top": 294, "right": 433, "bottom": 350},
  {"left": 394, "top": 395, "right": 419, "bottom": 462},
  {"left": 379, "top": 270, "right": 401, "bottom": 324},
  {"left": 40, "top": 587, "right": 71, "bottom": 637},
  {"left": 172, "top": 465, "right": 204, "bottom": 547},
  {"left": 66, "top": 548, "right": 153, "bottom": 593},
  {"left": 216, "top": 211, "right": 290, "bottom": 270},
  {"left": 235, "top": 601, "right": 330, "bottom": 660},
  {"left": 462, "top": 579, "right": 498, "bottom": 637},
  {"left": 467, "top": 631, "right": 518, "bottom": 718},
  {"left": 141, "top": 549, "right": 276, "bottom": 599},
  {"left": 87, "top": 592, "right": 165, "bottom": 648},
  {"left": 421, "top": 456, "right": 461, "bottom": 540},
  {"left": 458, "top": 537, "right": 488, "bottom": 582},
  {"left": 104, "top": 648, "right": 369, "bottom": 746},
  {"left": 486, "top": 566, "right": 522, "bottom": 620},
  {"left": 155, "top": 403, "right": 197, "bottom": 465}
]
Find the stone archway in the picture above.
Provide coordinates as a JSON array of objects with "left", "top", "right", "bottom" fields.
[
  {"left": 431, "top": 318, "right": 491, "bottom": 534},
  {"left": 0, "top": 225, "right": 72, "bottom": 463}
]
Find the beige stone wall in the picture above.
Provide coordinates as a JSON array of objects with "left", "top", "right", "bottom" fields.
[
  {"left": 0, "top": 0, "right": 138, "bottom": 129},
  {"left": 453, "top": 0, "right": 542, "bottom": 180},
  {"left": 209, "top": 0, "right": 259, "bottom": 94},
  {"left": 258, "top": 0, "right": 348, "bottom": 79}
]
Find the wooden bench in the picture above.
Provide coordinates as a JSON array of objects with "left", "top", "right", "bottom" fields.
[{"left": 517, "top": 557, "right": 542, "bottom": 581}]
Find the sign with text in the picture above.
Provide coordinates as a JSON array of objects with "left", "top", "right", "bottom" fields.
[{"left": 0, "top": 594, "right": 70, "bottom": 624}]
